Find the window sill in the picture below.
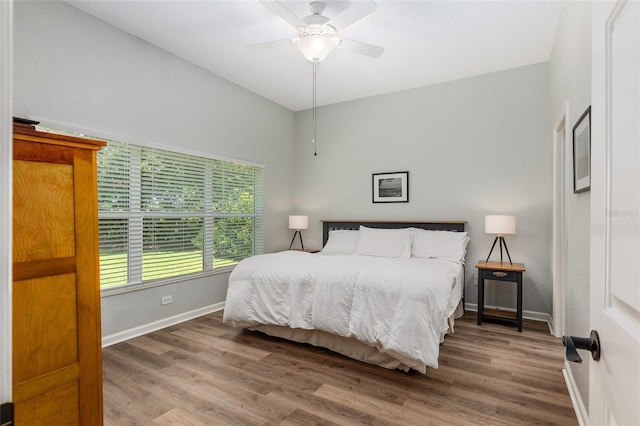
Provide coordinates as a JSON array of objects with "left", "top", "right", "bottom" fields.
[{"left": 100, "top": 265, "right": 236, "bottom": 297}]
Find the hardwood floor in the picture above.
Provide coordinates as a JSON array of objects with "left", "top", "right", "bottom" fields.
[{"left": 102, "top": 312, "right": 578, "bottom": 425}]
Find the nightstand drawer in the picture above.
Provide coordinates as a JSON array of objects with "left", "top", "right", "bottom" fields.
[{"left": 480, "top": 269, "right": 518, "bottom": 281}]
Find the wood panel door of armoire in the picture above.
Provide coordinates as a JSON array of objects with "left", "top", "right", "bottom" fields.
[{"left": 12, "top": 121, "right": 106, "bottom": 425}]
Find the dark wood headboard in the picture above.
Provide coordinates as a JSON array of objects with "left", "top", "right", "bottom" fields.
[{"left": 321, "top": 220, "right": 466, "bottom": 246}]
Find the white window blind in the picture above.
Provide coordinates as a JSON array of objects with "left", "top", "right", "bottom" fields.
[{"left": 98, "top": 140, "right": 263, "bottom": 290}]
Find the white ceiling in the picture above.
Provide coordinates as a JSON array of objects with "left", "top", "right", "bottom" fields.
[{"left": 65, "top": 0, "right": 564, "bottom": 112}]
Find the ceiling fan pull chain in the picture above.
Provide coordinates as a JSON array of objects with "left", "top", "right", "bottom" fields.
[{"left": 313, "top": 61, "right": 317, "bottom": 156}]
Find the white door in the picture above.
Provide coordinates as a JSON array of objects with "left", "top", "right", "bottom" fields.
[{"left": 590, "top": 1, "right": 640, "bottom": 425}]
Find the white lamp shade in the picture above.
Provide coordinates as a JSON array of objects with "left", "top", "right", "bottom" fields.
[
  {"left": 485, "top": 215, "right": 516, "bottom": 235},
  {"left": 289, "top": 215, "right": 309, "bottom": 230},
  {"left": 296, "top": 35, "right": 336, "bottom": 62}
]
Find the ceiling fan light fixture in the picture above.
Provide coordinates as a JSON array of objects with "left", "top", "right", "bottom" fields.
[{"left": 296, "top": 34, "right": 336, "bottom": 62}]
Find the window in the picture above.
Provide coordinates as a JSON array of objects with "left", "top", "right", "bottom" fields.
[{"left": 98, "top": 140, "right": 263, "bottom": 290}]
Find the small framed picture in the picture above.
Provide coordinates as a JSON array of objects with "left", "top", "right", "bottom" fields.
[
  {"left": 573, "top": 106, "right": 591, "bottom": 193},
  {"left": 372, "top": 171, "right": 409, "bottom": 203}
]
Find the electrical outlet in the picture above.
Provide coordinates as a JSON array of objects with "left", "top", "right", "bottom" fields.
[{"left": 161, "top": 295, "right": 173, "bottom": 305}]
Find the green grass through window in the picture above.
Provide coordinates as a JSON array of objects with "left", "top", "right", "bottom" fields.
[{"left": 100, "top": 250, "right": 238, "bottom": 288}]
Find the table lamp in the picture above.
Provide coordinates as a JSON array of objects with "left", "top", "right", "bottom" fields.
[
  {"left": 288, "top": 215, "right": 308, "bottom": 250},
  {"left": 485, "top": 215, "right": 516, "bottom": 264}
]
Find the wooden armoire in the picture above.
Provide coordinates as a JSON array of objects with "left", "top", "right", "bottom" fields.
[{"left": 12, "top": 119, "right": 106, "bottom": 425}]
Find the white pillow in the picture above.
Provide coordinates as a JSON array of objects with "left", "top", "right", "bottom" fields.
[
  {"left": 411, "top": 229, "right": 469, "bottom": 263},
  {"left": 353, "top": 226, "right": 411, "bottom": 258},
  {"left": 320, "top": 230, "right": 359, "bottom": 255}
]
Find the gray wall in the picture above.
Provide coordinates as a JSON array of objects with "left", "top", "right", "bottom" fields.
[
  {"left": 549, "top": 1, "right": 592, "bottom": 412},
  {"left": 13, "top": 1, "right": 296, "bottom": 337},
  {"left": 13, "top": 1, "right": 559, "bottom": 338},
  {"left": 293, "top": 63, "right": 553, "bottom": 316}
]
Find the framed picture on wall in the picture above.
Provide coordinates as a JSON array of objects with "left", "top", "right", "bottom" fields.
[
  {"left": 372, "top": 171, "right": 409, "bottom": 203},
  {"left": 573, "top": 106, "right": 591, "bottom": 193}
]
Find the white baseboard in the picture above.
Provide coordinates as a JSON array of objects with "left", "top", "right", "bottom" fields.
[
  {"left": 563, "top": 364, "right": 589, "bottom": 426},
  {"left": 464, "top": 302, "right": 553, "bottom": 332},
  {"left": 102, "top": 302, "right": 225, "bottom": 348}
]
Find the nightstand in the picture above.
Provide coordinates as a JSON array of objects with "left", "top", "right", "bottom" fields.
[{"left": 475, "top": 260, "right": 526, "bottom": 332}]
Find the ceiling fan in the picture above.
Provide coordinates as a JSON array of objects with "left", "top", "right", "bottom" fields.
[{"left": 250, "top": 0, "right": 384, "bottom": 62}]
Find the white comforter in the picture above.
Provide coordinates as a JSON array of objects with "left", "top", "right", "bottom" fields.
[{"left": 223, "top": 251, "right": 462, "bottom": 370}]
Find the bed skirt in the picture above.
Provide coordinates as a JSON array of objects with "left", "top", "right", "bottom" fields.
[{"left": 246, "top": 300, "right": 465, "bottom": 373}]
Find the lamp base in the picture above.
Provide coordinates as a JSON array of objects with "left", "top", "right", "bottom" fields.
[
  {"left": 485, "top": 235, "right": 512, "bottom": 265},
  {"left": 288, "top": 230, "right": 305, "bottom": 250}
]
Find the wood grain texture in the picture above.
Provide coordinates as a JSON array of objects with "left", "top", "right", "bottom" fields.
[
  {"left": 476, "top": 261, "right": 526, "bottom": 272},
  {"left": 13, "top": 257, "right": 76, "bottom": 281},
  {"left": 12, "top": 274, "right": 78, "bottom": 383},
  {"left": 13, "top": 129, "right": 106, "bottom": 152},
  {"left": 13, "top": 160, "right": 75, "bottom": 261},
  {"left": 13, "top": 125, "right": 104, "bottom": 425},
  {"left": 13, "top": 364, "right": 79, "bottom": 403},
  {"left": 103, "top": 312, "right": 578, "bottom": 425},
  {"left": 14, "top": 380, "right": 80, "bottom": 426},
  {"left": 73, "top": 147, "right": 104, "bottom": 426},
  {"left": 13, "top": 139, "right": 75, "bottom": 164}
]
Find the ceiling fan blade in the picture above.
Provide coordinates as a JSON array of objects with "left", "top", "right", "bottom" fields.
[
  {"left": 259, "top": 0, "right": 305, "bottom": 29},
  {"left": 247, "top": 38, "right": 297, "bottom": 51},
  {"left": 337, "top": 38, "right": 383, "bottom": 58},
  {"left": 327, "top": 0, "right": 377, "bottom": 32}
]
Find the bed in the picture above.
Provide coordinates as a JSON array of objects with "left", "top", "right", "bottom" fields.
[{"left": 223, "top": 220, "right": 468, "bottom": 373}]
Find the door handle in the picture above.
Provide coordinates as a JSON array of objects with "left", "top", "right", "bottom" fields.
[{"left": 563, "top": 330, "right": 601, "bottom": 363}]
